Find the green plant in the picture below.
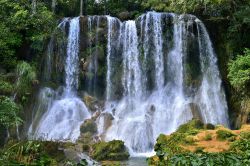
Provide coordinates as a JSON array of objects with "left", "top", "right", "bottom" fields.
[
  {"left": 228, "top": 48, "right": 250, "bottom": 92},
  {"left": 15, "top": 61, "right": 36, "bottom": 97},
  {"left": 216, "top": 130, "right": 235, "bottom": 141},
  {"left": 240, "top": 131, "right": 250, "bottom": 140},
  {"left": 204, "top": 133, "right": 212, "bottom": 141},
  {"left": 0, "top": 80, "right": 13, "bottom": 95},
  {"left": 230, "top": 138, "right": 250, "bottom": 153},
  {"left": 0, "top": 96, "right": 22, "bottom": 128}
]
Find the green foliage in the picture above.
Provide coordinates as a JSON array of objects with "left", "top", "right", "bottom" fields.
[
  {"left": 0, "top": 0, "right": 55, "bottom": 69},
  {"left": 228, "top": 1, "right": 250, "bottom": 51},
  {"left": 240, "top": 131, "right": 250, "bottom": 140},
  {"left": 216, "top": 129, "right": 235, "bottom": 141},
  {"left": 167, "top": 152, "right": 250, "bottom": 166},
  {"left": 141, "top": 0, "right": 232, "bottom": 16},
  {"left": 177, "top": 119, "right": 203, "bottom": 135},
  {"left": 204, "top": 133, "right": 212, "bottom": 141},
  {"left": 0, "top": 80, "right": 14, "bottom": 95},
  {"left": 0, "top": 96, "right": 22, "bottom": 128},
  {"left": 0, "top": 141, "right": 63, "bottom": 165},
  {"left": 228, "top": 48, "right": 250, "bottom": 92},
  {"left": 15, "top": 61, "right": 36, "bottom": 98},
  {"left": 230, "top": 138, "right": 250, "bottom": 153},
  {"left": 91, "top": 140, "right": 129, "bottom": 161}
]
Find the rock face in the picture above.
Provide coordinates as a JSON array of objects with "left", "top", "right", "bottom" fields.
[
  {"left": 90, "top": 140, "right": 129, "bottom": 161},
  {"left": 235, "top": 99, "right": 250, "bottom": 128}
]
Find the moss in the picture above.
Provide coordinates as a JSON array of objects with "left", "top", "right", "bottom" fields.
[
  {"left": 177, "top": 119, "right": 204, "bottom": 135},
  {"left": 216, "top": 130, "right": 235, "bottom": 141},
  {"left": 91, "top": 140, "right": 129, "bottom": 161},
  {"left": 80, "top": 119, "right": 97, "bottom": 134}
]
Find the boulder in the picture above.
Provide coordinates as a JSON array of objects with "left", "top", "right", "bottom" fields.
[{"left": 90, "top": 140, "right": 129, "bottom": 161}]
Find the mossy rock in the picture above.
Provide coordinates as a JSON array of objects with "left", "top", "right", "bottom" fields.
[
  {"left": 80, "top": 119, "right": 97, "bottom": 134},
  {"left": 177, "top": 119, "right": 204, "bottom": 134},
  {"left": 90, "top": 140, "right": 129, "bottom": 161},
  {"left": 204, "top": 123, "right": 215, "bottom": 130}
]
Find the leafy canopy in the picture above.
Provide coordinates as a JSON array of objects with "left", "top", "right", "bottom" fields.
[
  {"left": 228, "top": 48, "right": 250, "bottom": 91},
  {"left": 0, "top": 96, "right": 22, "bottom": 128}
]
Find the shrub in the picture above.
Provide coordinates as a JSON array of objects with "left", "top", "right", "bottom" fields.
[
  {"left": 228, "top": 48, "right": 250, "bottom": 92},
  {"left": 0, "top": 96, "right": 22, "bottom": 128},
  {"left": 0, "top": 80, "right": 13, "bottom": 95},
  {"left": 240, "top": 131, "right": 250, "bottom": 140},
  {"left": 230, "top": 138, "right": 250, "bottom": 153},
  {"left": 15, "top": 61, "right": 36, "bottom": 99},
  {"left": 216, "top": 130, "right": 235, "bottom": 141},
  {"left": 204, "top": 133, "right": 212, "bottom": 141},
  {"left": 177, "top": 119, "right": 204, "bottom": 134}
]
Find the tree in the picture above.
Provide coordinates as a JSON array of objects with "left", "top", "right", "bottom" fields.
[
  {"left": 0, "top": 96, "right": 22, "bottom": 128},
  {"left": 228, "top": 48, "right": 250, "bottom": 93}
]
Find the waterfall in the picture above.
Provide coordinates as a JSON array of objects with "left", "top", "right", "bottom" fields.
[
  {"left": 29, "top": 12, "right": 229, "bottom": 156},
  {"left": 106, "top": 16, "right": 120, "bottom": 101},
  {"left": 195, "top": 19, "right": 229, "bottom": 125},
  {"left": 122, "top": 21, "right": 143, "bottom": 99},
  {"left": 29, "top": 17, "right": 91, "bottom": 141},
  {"left": 87, "top": 16, "right": 100, "bottom": 96},
  {"left": 65, "top": 17, "right": 80, "bottom": 95},
  {"left": 102, "top": 12, "right": 229, "bottom": 155}
]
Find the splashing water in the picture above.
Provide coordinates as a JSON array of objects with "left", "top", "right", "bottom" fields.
[{"left": 29, "top": 17, "right": 90, "bottom": 141}]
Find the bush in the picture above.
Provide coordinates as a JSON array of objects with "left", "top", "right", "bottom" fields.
[
  {"left": 0, "top": 141, "right": 74, "bottom": 165},
  {"left": 15, "top": 61, "right": 36, "bottom": 98},
  {"left": 204, "top": 133, "right": 212, "bottom": 141},
  {"left": 0, "top": 80, "right": 13, "bottom": 95},
  {"left": 228, "top": 48, "right": 250, "bottom": 92},
  {"left": 177, "top": 119, "right": 204, "bottom": 134},
  {"left": 230, "top": 138, "right": 250, "bottom": 153},
  {"left": 0, "top": 96, "right": 22, "bottom": 128},
  {"left": 216, "top": 130, "right": 235, "bottom": 141}
]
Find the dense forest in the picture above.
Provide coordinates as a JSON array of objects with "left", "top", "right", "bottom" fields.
[{"left": 0, "top": 0, "right": 250, "bottom": 165}]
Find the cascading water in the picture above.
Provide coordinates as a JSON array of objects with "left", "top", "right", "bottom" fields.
[
  {"left": 87, "top": 16, "right": 101, "bottom": 96},
  {"left": 29, "top": 17, "right": 91, "bottom": 141},
  {"left": 101, "top": 12, "right": 229, "bottom": 155},
  {"left": 29, "top": 12, "right": 229, "bottom": 157}
]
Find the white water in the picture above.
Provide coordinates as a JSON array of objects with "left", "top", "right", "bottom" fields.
[
  {"left": 102, "top": 12, "right": 229, "bottom": 155},
  {"left": 29, "top": 17, "right": 91, "bottom": 141}
]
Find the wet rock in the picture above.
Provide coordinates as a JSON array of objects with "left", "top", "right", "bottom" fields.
[
  {"left": 189, "top": 103, "right": 203, "bottom": 122},
  {"left": 83, "top": 94, "right": 104, "bottom": 112},
  {"left": 80, "top": 119, "right": 97, "bottom": 134},
  {"left": 118, "top": 11, "right": 131, "bottom": 21},
  {"left": 97, "top": 112, "right": 114, "bottom": 136}
]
